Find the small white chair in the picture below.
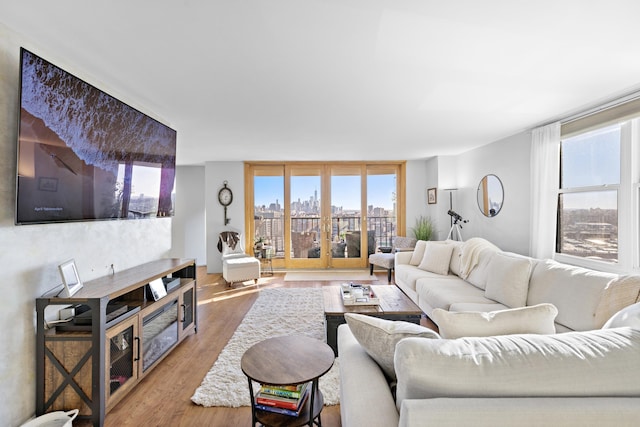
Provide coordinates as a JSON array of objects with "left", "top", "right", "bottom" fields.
[{"left": 218, "top": 231, "right": 260, "bottom": 286}]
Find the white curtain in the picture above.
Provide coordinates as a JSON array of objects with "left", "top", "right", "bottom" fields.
[{"left": 530, "top": 122, "right": 561, "bottom": 259}]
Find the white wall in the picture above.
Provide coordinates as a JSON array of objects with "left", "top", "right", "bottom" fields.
[
  {"left": 405, "top": 159, "right": 432, "bottom": 239},
  {"left": 437, "top": 132, "right": 532, "bottom": 254},
  {"left": 0, "top": 23, "right": 173, "bottom": 426},
  {"left": 170, "top": 165, "right": 206, "bottom": 265},
  {"left": 205, "top": 161, "right": 245, "bottom": 273},
  {"left": 434, "top": 155, "right": 459, "bottom": 239}
]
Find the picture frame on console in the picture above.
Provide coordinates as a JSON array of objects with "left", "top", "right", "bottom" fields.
[
  {"left": 148, "top": 278, "right": 168, "bottom": 301},
  {"left": 58, "top": 259, "right": 83, "bottom": 297}
]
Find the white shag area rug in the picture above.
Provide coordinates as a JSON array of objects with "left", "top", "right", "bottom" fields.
[
  {"left": 284, "top": 271, "right": 374, "bottom": 282},
  {"left": 191, "top": 288, "right": 340, "bottom": 407}
]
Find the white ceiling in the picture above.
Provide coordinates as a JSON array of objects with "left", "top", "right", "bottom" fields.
[{"left": 3, "top": 0, "right": 640, "bottom": 165}]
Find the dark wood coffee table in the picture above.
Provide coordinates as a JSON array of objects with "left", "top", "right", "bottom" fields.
[
  {"left": 322, "top": 285, "right": 423, "bottom": 355},
  {"left": 241, "top": 334, "right": 335, "bottom": 427}
]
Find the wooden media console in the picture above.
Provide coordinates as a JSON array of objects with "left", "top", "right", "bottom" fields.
[{"left": 35, "top": 258, "right": 197, "bottom": 427}]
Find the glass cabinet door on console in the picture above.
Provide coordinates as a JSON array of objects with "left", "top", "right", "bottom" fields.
[
  {"left": 178, "top": 282, "right": 196, "bottom": 339},
  {"left": 142, "top": 299, "right": 179, "bottom": 373},
  {"left": 105, "top": 316, "right": 139, "bottom": 409}
]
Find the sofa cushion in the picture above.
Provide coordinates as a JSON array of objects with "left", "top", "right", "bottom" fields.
[
  {"left": 416, "top": 277, "right": 496, "bottom": 313},
  {"left": 449, "top": 302, "right": 508, "bottom": 312},
  {"left": 344, "top": 313, "right": 439, "bottom": 381},
  {"left": 394, "top": 327, "right": 640, "bottom": 409},
  {"left": 395, "top": 264, "right": 429, "bottom": 294},
  {"left": 484, "top": 252, "right": 533, "bottom": 308},
  {"left": 527, "top": 260, "right": 617, "bottom": 331},
  {"left": 430, "top": 303, "right": 558, "bottom": 339},
  {"left": 603, "top": 302, "right": 640, "bottom": 330},
  {"left": 595, "top": 275, "right": 640, "bottom": 328},
  {"left": 409, "top": 240, "right": 428, "bottom": 266},
  {"left": 418, "top": 242, "right": 454, "bottom": 275}
]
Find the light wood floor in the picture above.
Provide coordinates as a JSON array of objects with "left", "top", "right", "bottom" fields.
[
  {"left": 95, "top": 267, "right": 368, "bottom": 427},
  {"left": 101, "top": 267, "right": 410, "bottom": 427}
]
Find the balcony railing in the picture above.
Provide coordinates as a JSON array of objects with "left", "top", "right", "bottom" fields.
[{"left": 254, "top": 215, "right": 397, "bottom": 258}]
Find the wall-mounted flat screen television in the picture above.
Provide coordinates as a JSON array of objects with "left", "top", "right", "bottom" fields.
[{"left": 15, "top": 48, "right": 177, "bottom": 225}]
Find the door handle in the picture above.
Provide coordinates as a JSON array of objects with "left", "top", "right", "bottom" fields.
[{"left": 134, "top": 336, "right": 140, "bottom": 361}]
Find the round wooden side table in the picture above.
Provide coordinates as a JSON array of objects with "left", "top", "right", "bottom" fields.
[{"left": 241, "top": 335, "right": 335, "bottom": 427}]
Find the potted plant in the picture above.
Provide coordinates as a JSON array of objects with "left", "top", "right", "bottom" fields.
[
  {"left": 254, "top": 236, "right": 264, "bottom": 251},
  {"left": 411, "top": 215, "right": 434, "bottom": 241}
]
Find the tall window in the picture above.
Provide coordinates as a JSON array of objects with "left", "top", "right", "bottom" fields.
[
  {"left": 254, "top": 174, "right": 284, "bottom": 257},
  {"left": 556, "top": 99, "right": 640, "bottom": 271},
  {"left": 246, "top": 161, "right": 405, "bottom": 269},
  {"left": 557, "top": 125, "right": 620, "bottom": 262},
  {"left": 367, "top": 168, "right": 397, "bottom": 248}
]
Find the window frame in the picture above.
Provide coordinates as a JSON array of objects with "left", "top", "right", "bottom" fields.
[
  {"left": 554, "top": 119, "right": 639, "bottom": 273},
  {"left": 244, "top": 161, "right": 406, "bottom": 269}
]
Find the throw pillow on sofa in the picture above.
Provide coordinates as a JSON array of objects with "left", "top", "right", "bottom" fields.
[
  {"left": 603, "top": 301, "right": 640, "bottom": 330},
  {"left": 595, "top": 275, "right": 640, "bottom": 327},
  {"left": 484, "top": 252, "right": 533, "bottom": 307},
  {"left": 431, "top": 303, "right": 558, "bottom": 339},
  {"left": 344, "top": 313, "right": 440, "bottom": 380},
  {"left": 409, "top": 240, "right": 428, "bottom": 266},
  {"left": 417, "top": 241, "right": 454, "bottom": 275}
]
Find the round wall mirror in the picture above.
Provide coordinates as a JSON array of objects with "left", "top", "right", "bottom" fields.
[{"left": 477, "top": 174, "right": 504, "bottom": 217}]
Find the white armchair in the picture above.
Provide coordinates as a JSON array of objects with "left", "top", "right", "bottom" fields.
[{"left": 218, "top": 231, "right": 260, "bottom": 285}]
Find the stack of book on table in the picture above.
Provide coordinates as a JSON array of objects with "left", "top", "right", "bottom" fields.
[{"left": 255, "top": 381, "right": 310, "bottom": 417}]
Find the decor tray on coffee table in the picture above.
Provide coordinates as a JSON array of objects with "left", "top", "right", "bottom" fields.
[{"left": 340, "top": 283, "right": 380, "bottom": 306}]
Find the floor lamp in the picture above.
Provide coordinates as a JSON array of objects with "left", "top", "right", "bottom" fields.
[{"left": 443, "top": 188, "right": 458, "bottom": 227}]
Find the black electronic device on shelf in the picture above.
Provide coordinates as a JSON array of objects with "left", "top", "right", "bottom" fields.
[
  {"left": 56, "top": 303, "right": 140, "bottom": 332},
  {"left": 163, "top": 276, "right": 181, "bottom": 292}
]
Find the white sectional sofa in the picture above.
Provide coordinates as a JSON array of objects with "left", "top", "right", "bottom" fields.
[
  {"left": 395, "top": 238, "right": 640, "bottom": 332},
  {"left": 338, "top": 238, "right": 640, "bottom": 426},
  {"left": 338, "top": 321, "right": 640, "bottom": 427}
]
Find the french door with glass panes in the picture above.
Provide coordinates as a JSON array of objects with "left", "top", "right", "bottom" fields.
[{"left": 247, "top": 162, "right": 405, "bottom": 270}]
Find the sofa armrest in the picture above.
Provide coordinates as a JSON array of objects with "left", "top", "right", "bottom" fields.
[
  {"left": 399, "top": 398, "right": 640, "bottom": 427},
  {"left": 337, "top": 324, "right": 399, "bottom": 427},
  {"left": 395, "top": 251, "right": 413, "bottom": 266}
]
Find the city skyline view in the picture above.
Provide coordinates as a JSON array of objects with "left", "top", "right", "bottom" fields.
[
  {"left": 253, "top": 173, "right": 398, "bottom": 254},
  {"left": 254, "top": 174, "right": 396, "bottom": 212},
  {"left": 561, "top": 124, "right": 619, "bottom": 210},
  {"left": 557, "top": 124, "right": 621, "bottom": 261}
]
